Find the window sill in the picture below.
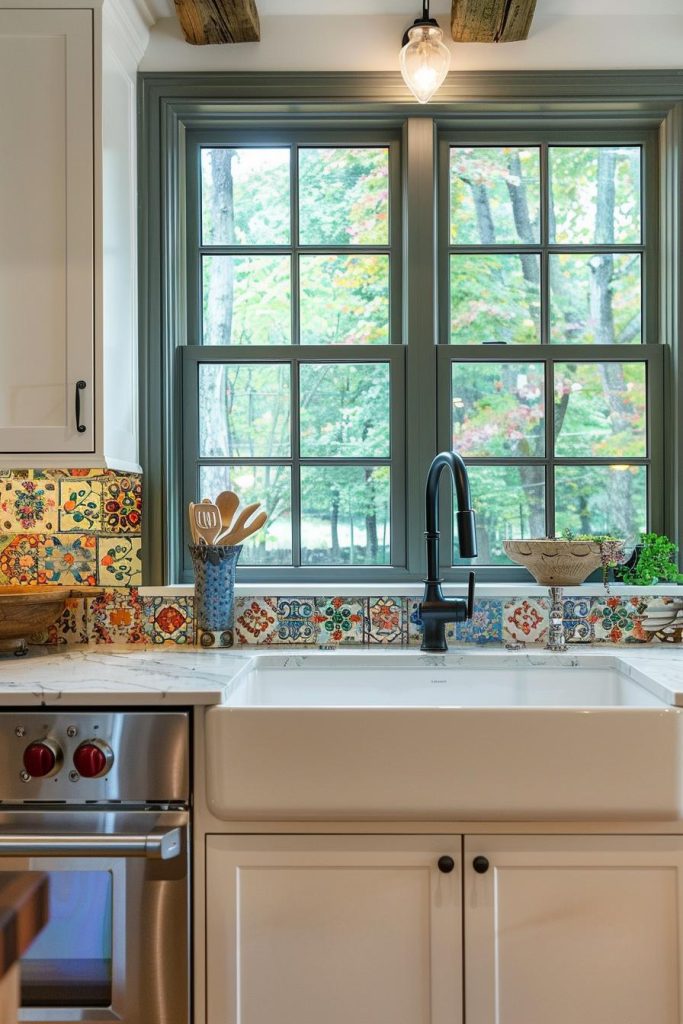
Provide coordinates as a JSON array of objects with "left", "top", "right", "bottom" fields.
[{"left": 139, "top": 583, "right": 683, "bottom": 599}]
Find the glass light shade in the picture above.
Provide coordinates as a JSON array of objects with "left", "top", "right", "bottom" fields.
[{"left": 399, "top": 24, "right": 451, "bottom": 104}]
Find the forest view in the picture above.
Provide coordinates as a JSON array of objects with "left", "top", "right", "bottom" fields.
[{"left": 195, "top": 141, "right": 648, "bottom": 567}]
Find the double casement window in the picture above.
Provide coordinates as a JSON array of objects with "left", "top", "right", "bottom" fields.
[{"left": 177, "top": 118, "right": 661, "bottom": 584}]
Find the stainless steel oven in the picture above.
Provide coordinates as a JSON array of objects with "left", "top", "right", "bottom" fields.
[{"left": 0, "top": 711, "right": 190, "bottom": 1024}]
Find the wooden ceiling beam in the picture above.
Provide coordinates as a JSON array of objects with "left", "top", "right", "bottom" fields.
[
  {"left": 173, "top": 0, "right": 260, "bottom": 45},
  {"left": 451, "top": 0, "right": 537, "bottom": 43}
]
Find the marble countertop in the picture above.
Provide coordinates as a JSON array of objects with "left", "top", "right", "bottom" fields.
[{"left": 1, "top": 643, "right": 683, "bottom": 707}]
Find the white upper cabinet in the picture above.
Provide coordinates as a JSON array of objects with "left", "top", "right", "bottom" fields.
[
  {"left": 206, "top": 835, "right": 463, "bottom": 1024},
  {"left": 464, "top": 835, "right": 683, "bottom": 1024},
  {"left": 0, "top": 9, "right": 94, "bottom": 455},
  {"left": 0, "top": 1, "right": 140, "bottom": 469}
]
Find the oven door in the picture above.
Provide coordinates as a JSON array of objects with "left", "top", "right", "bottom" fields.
[{"left": 0, "top": 810, "right": 189, "bottom": 1024}]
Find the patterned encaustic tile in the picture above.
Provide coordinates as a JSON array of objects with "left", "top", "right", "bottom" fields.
[
  {"left": 456, "top": 599, "right": 503, "bottom": 645},
  {"left": 0, "top": 534, "right": 45, "bottom": 585},
  {"left": 101, "top": 476, "right": 142, "bottom": 533},
  {"left": 563, "top": 595, "right": 595, "bottom": 643},
  {"left": 96, "top": 537, "right": 142, "bottom": 587},
  {"left": 58, "top": 478, "right": 103, "bottom": 532},
  {"left": 313, "top": 597, "right": 365, "bottom": 645},
  {"left": 142, "top": 597, "right": 194, "bottom": 645},
  {"left": 274, "top": 597, "right": 318, "bottom": 644},
  {"left": 0, "top": 478, "right": 58, "bottom": 533},
  {"left": 29, "top": 598, "right": 88, "bottom": 647},
  {"left": 234, "top": 596, "right": 278, "bottom": 644},
  {"left": 503, "top": 597, "right": 549, "bottom": 645},
  {"left": 86, "top": 588, "right": 145, "bottom": 645},
  {"left": 365, "top": 597, "right": 407, "bottom": 644},
  {"left": 40, "top": 534, "right": 97, "bottom": 586},
  {"left": 589, "top": 596, "right": 649, "bottom": 644}
]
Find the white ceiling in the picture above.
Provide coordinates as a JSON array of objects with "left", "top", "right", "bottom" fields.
[{"left": 153, "top": 0, "right": 683, "bottom": 16}]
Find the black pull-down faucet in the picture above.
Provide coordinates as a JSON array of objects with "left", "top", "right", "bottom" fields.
[{"left": 419, "top": 451, "right": 477, "bottom": 652}]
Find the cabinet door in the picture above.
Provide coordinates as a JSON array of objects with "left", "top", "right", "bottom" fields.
[
  {"left": 206, "top": 835, "right": 462, "bottom": 1024},
  {"left": 0, "top": 10, "right": 94, "bottom": 453},
  {"left": 465, "top": 835, "right": 683, "bottom": 1024}
]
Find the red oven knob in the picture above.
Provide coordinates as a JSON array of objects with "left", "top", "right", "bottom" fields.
[
  {"left": 23, "top": 739, "right": 62, "bottom": 778},
  {"left": 73, "top": 740, "right": 114, "bottom": 779}
]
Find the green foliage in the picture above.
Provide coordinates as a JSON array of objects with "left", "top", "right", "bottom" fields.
[{"left": 620, "top": 533, "right": 683, "bottom": 586}]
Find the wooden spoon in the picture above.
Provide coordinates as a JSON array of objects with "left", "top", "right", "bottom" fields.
[
  {"left": 222, "top": 509, "right": 268, "bottom": 547},
  {"left": 192, "top": 502, "right": 222, "bottom": 545},
  {"left": 215, "top": 490, "right": 239, "bottom": 536},
  {"left": 188, "top": 502, "right": 198, "bottom": 544}
]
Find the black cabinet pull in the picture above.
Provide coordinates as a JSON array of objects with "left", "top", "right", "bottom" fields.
[
  {"left": 437, "top": 855, "right": 455, "bottom": 874},
  {"left": 472, "top": 855, "right": 490, "bottom": 874},
  {"left": 75, "top": 380, "right": 86, "bottom": 433}
]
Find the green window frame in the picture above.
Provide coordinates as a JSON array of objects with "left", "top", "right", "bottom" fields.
[{"left": 137, "top": 73, "right": 683, "bottom": 586}]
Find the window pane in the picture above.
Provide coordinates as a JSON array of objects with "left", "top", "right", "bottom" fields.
[
  {"left": 454, "top": 465, "right": 546, "bottom": 565},
  {"left": 550, "top": 253, "right": 641, "bottom": 344},
  {"left": 300, "top": 254, "right": 390, "bottom": 345},
  {"left": 299, "top": 147, "right": 389, "bottom": 246},
  {"left": 450, "top": 147, "right": 541, "bottom": 245},
  {"left": 300, "top": 362, "right": 390, "bottom": 458},
  {"left": 554, "top": 362, "right": 646, "bottom": 458},
  {"left": 199, "top": 363, "right": 291, "bottom": 458},
  {"left": 549, "top": 146, "right": 641, "bottom": 245},
  {"left": 555, "top": 465, "right": 646, "bottom": 544},
  {"left": 450, "top": 253, "right": 541, "bottom": 344},
  {"left": 203, "top": 255, "right": 291, "bottom": 346},
  {"left": 199, "top": 465, "right": 292, "bottom": 565},
  {"left": 201, "top": 147, "right": 290, "bottom": 246},
  {"left": 452, "top": 362, "right": 545, "bottom": 457},
  {"left": 300, "top": 466, "right": 390, "bottom": 565}
]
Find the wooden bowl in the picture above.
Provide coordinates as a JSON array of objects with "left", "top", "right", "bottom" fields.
[{"left": 0, "top": 587, "right": 95, "bottom": 654}]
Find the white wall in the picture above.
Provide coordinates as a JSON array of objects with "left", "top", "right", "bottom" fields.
[{"left": 141, "top": 5, "right": 683, "bottom": 72}]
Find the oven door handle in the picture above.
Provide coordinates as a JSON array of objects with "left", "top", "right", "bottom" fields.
[{"left": 0, "top": 826, "right": 183, "bottom": 860}]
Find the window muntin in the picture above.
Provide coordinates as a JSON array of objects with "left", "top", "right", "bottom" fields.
[
  {"left": 444, "top": 138, "right": 655, "bottom": 568},
  {"left": 184, "top": 134, "right": 403, "bottom": 575}
]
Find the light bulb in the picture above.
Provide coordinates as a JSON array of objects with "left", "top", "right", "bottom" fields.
[{"left": 399, "top": 23, "right": 451, "bottom": 104}]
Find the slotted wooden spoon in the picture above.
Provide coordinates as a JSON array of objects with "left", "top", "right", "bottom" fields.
[{"left": 192, "top": 501, "right": 222, "bottom": 545}]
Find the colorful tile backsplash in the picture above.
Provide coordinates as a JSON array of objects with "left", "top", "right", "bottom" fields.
[{"left": 3, "top": 468, "right": 683, "bottom": 651}]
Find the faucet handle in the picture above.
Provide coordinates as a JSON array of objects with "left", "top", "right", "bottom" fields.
[{"left": 467, "top": 571, "right": 476, "bottom": 619}]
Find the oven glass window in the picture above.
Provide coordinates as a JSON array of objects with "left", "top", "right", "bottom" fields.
[{"left": 21, "top": 871, "right": 113, "bottom": 1008}]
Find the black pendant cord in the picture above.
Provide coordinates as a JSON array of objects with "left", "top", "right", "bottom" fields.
[{"left": 402, "top": 0, "right": 439, "bottom": 45}]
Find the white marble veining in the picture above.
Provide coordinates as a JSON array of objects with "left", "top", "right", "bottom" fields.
[
  {"left": 0, "top": 647, "right": 251, "bottom": 706},
  {"left": 1, "top": 643, "right": 683, "bottom": 708}
]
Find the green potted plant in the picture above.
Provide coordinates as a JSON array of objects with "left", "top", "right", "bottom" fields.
[{"left": 618, "top": 533, "right": 683, "bottom": 586}]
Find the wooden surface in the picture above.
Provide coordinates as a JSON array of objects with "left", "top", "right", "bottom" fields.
[
  {"left": 0, "top": 873, "right": 49, "bottom": 981},
  {"left": 174, "top": 0, "right": 260, "bottom": 44},
  {"left": 0, "top": 963, "right": 19, "bottom": 1024},
  {"left": 451, "top": 0, "right": 537, "bottom": 42}
]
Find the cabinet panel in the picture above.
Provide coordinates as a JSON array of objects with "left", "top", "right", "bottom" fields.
[
  {"left": 0, "top": 10, "right": 94, "bottom": 453},
  {"left": 206, "top": 835, "right": 462, "bottom": 1024},
  {"left": 464, "top": 835, "right": 683, "bottom": 1024}
]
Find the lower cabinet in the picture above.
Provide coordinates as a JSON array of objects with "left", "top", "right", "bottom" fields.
[
  {"left": 206, "top": 833, "right": 683, "bottom": 1024},
  {"left": 206, "top": 835, "right": 463, "bottom": 1024},
  {"left": 464, "top": 835, "right": 683, "bottom": 1024}
]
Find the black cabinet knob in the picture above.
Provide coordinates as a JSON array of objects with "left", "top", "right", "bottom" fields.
[
  {"left": 472, "top": 855, "right": 490, "bottom": 874},
  {"left": 437, "top": 855, "right": 455, "bottom": 874}
]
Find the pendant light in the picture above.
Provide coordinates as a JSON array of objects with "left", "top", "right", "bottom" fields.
[{"left": 399, "top": 0, "right": 451, "bottom": 104}]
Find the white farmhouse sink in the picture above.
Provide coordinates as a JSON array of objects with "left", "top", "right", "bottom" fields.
[{"left": 206, "top": 652, "right": 683, "bottom": 822}]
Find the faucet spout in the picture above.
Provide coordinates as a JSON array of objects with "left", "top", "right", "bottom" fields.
[{"left": 420, "top": 451, "right": 477, "bottom": 653}]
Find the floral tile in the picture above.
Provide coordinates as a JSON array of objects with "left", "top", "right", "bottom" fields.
[
  {"left": 40, "top": 534, "right": 97, "bottom": 586},
  {"left": 0, "top": 478, "right": 58, "bottom": 533},
  {"left": 0, "top": 534, "right": 45, "bottom": 584},
  {"left": 29, "top": 598, "right": 88, "bottom": 646},
  {"left": 456, "top": 599, "right": 503, "bottom": 645},
  {"left": 142, "top": 597, "right": 194, "bottom": 645},
  {"left": 313, "top": 597, "right": 365, "bottom": 645},
  {"left": 503, "top": 598, "right": 549, "bottom": 645},
  {"left": 365, "top": 597, "right": 406, "bottom": 644},
  {"left": 32, "top": 469, "right": 110, "bottom": 480},
  {"left": 58, "top": 478, "right": 103, "bottom": 532},
  {"left": 97, "top": 537, "right": 142, "bottom": 586},
  {"left": 86, "top": 588, "right": 145, "bottom": 644},
  {"left": 274, "top": 597, "right": 317, "bottom": 644},
  {"left": 590, "top": 596, "right": 649, "bottom": 644},
  {"left": 234, "top": 597, "right": 278, "bottom": 644},
  {"left": 563, "top": 595, "right": 595, "bottom": 644},
  {"left": 101, "top": 476, "right": 142, "bottom": 534}
]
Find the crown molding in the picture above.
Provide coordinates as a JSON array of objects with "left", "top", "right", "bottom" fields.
[{"left": 104, "top": 0, "right": 154, "bottom": 63}]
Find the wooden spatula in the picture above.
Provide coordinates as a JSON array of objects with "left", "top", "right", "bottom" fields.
[
  {"left": 192, "top": 501, "right": 222, "bottom": 545},
  {"left": 221, "top": 509, "right": 268, "bottom": 547},
  {"left": 215, "top": 490, "right": 239, "bottom": 536}
]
